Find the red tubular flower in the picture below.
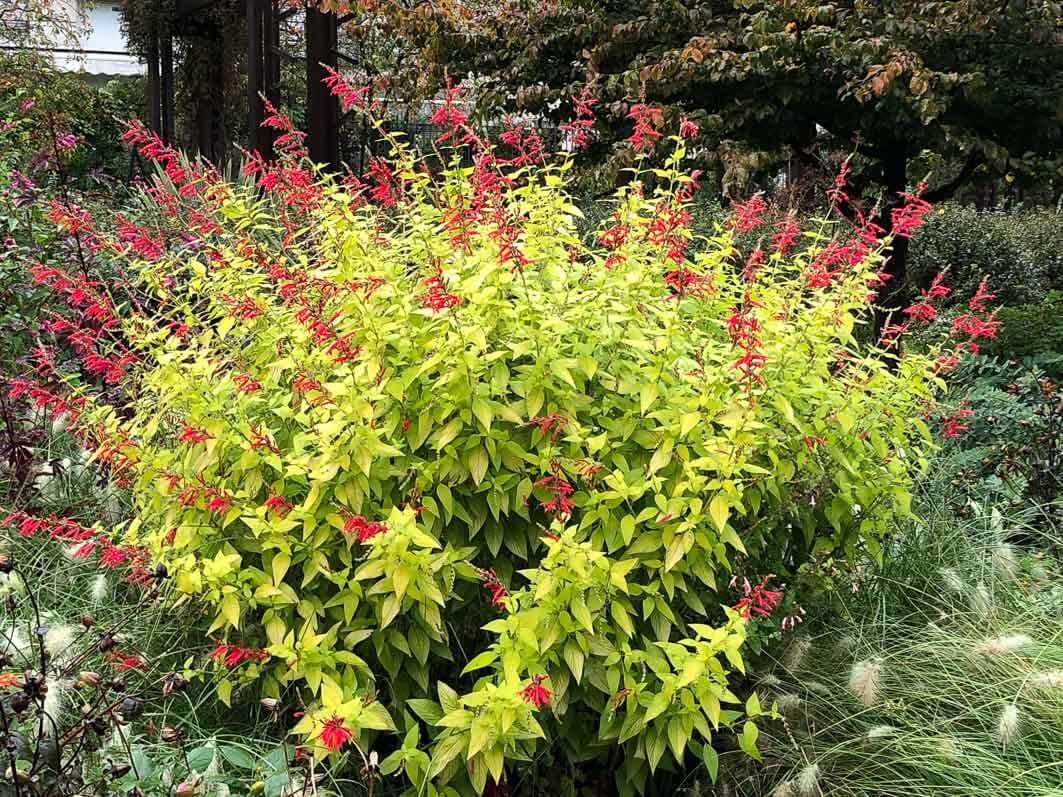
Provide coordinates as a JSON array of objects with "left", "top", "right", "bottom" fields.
[
  {"left": 890, "top": 185, "right": 932, "bottom": 239},
  {"left": 772, "top": 214, "right": 800, "bottom": 256},
  {"left": 519, "top": 675, "right": 552, "bottom": 709},
  {"left": 234, "top": 373, "right": 261, "bottom": 393},
  {"left": 664, "top": 267, "right": 714, "bottom": 298},
  {"left": 904, "top": 301, "right": 938, "bottom": 323},
  {"left": 0, "top": 672, "right": 19, "bottom": 689},
  {"left": 679, "top": 117, "right": 699, "bottom": 139},
  {"left": 342, "top": 514, "right": 388, "bottom": 543},
  {"left": 205, "top": 488, "right": 233, "bottom": 515},
  {"left": 626, "top": 104, "right": 662, "bottom": 152},
  {"left": 210, "top": 642, "right": 269, "bottom": 668},
  {"left": 729, "top": 193, "right": 767, "bottom": 234},
  {"left": 480, "top": 568, "right": 508, "bottom": 609},
  {"left": 264, "top": 494, "right": 293, "bottom": 517},
  {"left": 321, "top": 66, "right": 374, "bottom": 112},
  {"left": 940, "top": 402, "right": 975, "bottom": 439},
  {"left": 249, "top": 425, "right": 280, "bottom": 454},
  {"left": 430, "top": 78, "right": 468, "bottom": 143},
  {"left": 726, "top": 293, "right": 766, "bottom": 392},
  {"left": 530, "top": 414, "right": 567, "bottom": 440},
  {"left": 742, "top": 247, "right": 765, "bottom": 282},
  {"left": 732, "top": 575, "right": 783, "bottom": 619},
  {"left": 421, "top": 270, "right": 461, "bottom": 312},
  {"left": 559, "top": 86, "right": 597, "bottom": 150},
  {"left": 319, "top": 716, "right": 354, "bottom": 751},
  {"left": 535, "top": 471, "right": 575, "bottom": 520},
  {"left": 968, "top": 277, "right": 997, "bottom": 313},
  {"left": 827, "top": 160, "right": 851, "bottom": 207},
  {"left": 108, "top": 651, "right": 147, "bottom": 671},
  {"left": 178, "top": 424, "right": 211, "bottom": 444}
]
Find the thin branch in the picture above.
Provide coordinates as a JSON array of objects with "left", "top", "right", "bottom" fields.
[{"left": 923, "top": 149, "right": 985, "bottom": 204}]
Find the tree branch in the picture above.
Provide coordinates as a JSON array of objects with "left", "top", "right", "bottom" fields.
[{"left": 923, "top": 148, "right": 985, "bottom": 203}]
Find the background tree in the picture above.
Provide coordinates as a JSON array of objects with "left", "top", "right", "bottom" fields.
[{"left": 401, "top": 0, "right": 1063, "bottom": 317}]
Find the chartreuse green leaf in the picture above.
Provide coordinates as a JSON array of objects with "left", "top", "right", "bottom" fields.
[{"left": 100, "top": 107, "right": 942, "bottom": 797}]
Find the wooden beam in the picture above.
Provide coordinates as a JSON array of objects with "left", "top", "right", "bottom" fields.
[
  {"left": 160, "top": 28, "right": 175, "bottom": 144},
  {"left": 146, "top": 36, "right": 161, "bottom": 135},
  {"left": 305, "top": 6, "right": 340, "bottom": 172}
]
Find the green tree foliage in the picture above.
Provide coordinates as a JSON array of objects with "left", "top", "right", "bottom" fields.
[{"left": 401, "top": 0, "right": 1063, "bottom": 315}]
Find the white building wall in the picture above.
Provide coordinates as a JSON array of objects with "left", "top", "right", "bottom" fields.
[{"left": 36, "top": 0, "right": 143, "bottom": 75}]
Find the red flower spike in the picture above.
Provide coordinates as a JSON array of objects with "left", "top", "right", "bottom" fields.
[
  {"left": 319, "top": 716, "right": 354, "bottom": 752},
  {"left": 626, "top": 104, "right": 662, "bottom": 152},
  {"left": 732, "top": 575, "right": 783, "bottom": 620},
  {"left": 520, "top": 675, "right": 552, "bottom": 709},
  {"left": 729, "top": 194, "right": 767, "bottom": 234}
]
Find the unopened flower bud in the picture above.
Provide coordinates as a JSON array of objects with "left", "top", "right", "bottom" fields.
[{"left": 259, "top": 697, "right": 279, "bottom": 712}]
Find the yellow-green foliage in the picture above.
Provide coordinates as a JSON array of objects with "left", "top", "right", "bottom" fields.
[{"left": 87, "top": 129, "right": 941, "bottom": 796}]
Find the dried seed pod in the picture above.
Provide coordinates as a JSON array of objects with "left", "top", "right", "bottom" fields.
[
  {"left": 9, "top": 692, "right": 29, "bottom": 714},
  {"left": 106, "top": 760, "right": 132, "bottom": 779},
  {"left": 80, "top": 613, "right": 96, "bottom": 628},
  {"left": 160, "top": 724, "right": 183, "bottom": 742},
  {"left": 119, "top": 695, "right": 144, "bottom": 721},
  {"left": 161, "top": 672, "right": 187, "bottom": 697},
  {"left": 0, "top": 555, "right": 13, "bottom": 574}
]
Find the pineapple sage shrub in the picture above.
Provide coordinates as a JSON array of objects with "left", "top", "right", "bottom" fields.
[{"left": 74, "top": 99, "right": 953, "bottom": 796}]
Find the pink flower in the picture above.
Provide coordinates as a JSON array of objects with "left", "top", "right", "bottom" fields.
[{"left": 679, "top": 117, "right": 699, "bottom": 139}]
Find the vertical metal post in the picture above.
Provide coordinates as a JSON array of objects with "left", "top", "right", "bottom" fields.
[{"left": 305, "top": 6, "right": 339, "bottom": 172}]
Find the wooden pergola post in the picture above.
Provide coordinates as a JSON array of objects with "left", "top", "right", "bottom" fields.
[{"left": 305, "top": 6, "right": 340, "bottom": 172}]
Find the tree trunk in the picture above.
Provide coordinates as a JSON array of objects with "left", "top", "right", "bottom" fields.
[{"left": 872, "top": 151, "right": 910, "bottom": 342}]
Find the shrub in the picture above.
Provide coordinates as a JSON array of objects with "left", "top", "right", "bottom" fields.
[
  {"left": 979, "top": 291, "right": 1063, "bottom": 367},
  {"left": 926, "top": 355, "right": 1063, "bottom": 510},
  {"left": 908, "top": 203, "right": 1063, "bottom": 307},
  {"left": 21, "top": 98, "right": 982, "bottom": 796}
]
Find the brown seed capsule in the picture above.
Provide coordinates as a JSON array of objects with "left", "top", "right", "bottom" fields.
[
  {"left": 160, "top": 724, "right": 183, "bottom": 742},
  {"left": 107, "top": 761, "right": 132, "bottom": 779},
  {"left": 161, "top": 672, "right": 187, "bottom": 697},
  {"left": 80, "top": 613, "right": 96, "bottom": 628},
  {"left": 127, "top": 787, "right": 146, "bottom": 797},
  {"left": 119, "top": 695, "right": 144, "bottom": 721},
  {"left": 97, "top": 635, "right": 116, "bottom": 653},
  {"left": 174, "top": 781, "right": 196, "bottom": 796},
  {"left": 0, "top": 555, "right": 13, "bottom": 574},
  {"left": 9, "top": 692, "right": 29, "bottom": 714},
  {"left": 110, "top": 677, "right": 126, "bottom": 692}
]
